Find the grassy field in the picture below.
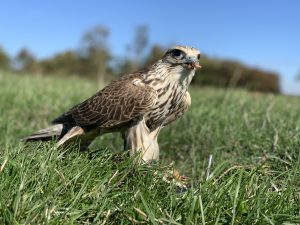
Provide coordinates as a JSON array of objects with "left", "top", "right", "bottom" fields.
[{"left": 0, "top": 71, "right": 300, "bottom": 224}]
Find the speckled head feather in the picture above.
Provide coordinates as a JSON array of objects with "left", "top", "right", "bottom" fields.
[
  {"left": 166, "top": 45, "right": 201, "bottom": 57},
  {"left": 162, "top": 45, "right": 201, "bottom": 71}
]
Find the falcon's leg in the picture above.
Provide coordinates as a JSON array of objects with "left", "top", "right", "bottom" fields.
[{"left": 122, "top": 119, "right": 161, "bottom": 163}]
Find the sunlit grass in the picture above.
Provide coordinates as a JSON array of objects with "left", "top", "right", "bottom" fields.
[{"left": 1, "top": 71, "right": 300, "bottom": 224}]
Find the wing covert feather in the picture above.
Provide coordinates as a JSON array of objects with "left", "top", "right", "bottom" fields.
[{"left": 68, "top": 79, "right": 157, "bottom": 128}]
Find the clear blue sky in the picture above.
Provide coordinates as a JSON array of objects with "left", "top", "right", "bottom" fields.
[{"left": 1, "top": 0, "right": 299, "bottom": 95}]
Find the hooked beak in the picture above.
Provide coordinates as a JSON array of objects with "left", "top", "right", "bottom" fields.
[{"left": 184, "top": 57, "right": 202, "bottom": 70}]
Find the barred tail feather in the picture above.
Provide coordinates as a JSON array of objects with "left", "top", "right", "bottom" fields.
[{"left": 22, "top": 124, "right": 63, "bottom": 142}]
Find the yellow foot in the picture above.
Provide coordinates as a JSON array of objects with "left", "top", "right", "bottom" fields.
[{"left": 163, "top": 168, "right": 189, "bottom": 189}]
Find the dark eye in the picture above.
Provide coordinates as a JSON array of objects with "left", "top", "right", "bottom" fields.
[
  {"left": 197, "top": 54, "right": 200, "bottom": 60},
  {"left": 172, "top": 49, "right": 182, "bottom": 57}
]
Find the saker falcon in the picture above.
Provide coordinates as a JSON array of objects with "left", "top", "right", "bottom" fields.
[{"left": 23, "top": 45, "right": 202, "bottom": 162}]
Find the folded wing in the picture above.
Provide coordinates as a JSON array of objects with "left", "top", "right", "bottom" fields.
[{"left": 52, "top": 77, "right": 158, "bottom": 130}]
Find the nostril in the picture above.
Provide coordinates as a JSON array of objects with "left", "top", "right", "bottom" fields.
[{"left": 187, "top": 56, "right": 197, "bottom": 62}]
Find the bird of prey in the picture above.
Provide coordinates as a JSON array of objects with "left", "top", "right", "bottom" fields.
[{"left": 23, "top": 45, "right": 201, "bottom": 162}]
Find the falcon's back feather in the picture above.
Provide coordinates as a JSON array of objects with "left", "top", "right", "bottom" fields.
[{"left": 52, "top": 74, "right": 158, "bottom": 130}]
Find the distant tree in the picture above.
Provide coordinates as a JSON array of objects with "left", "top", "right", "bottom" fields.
[
  {"left": 80, "top": 25, "right": 111, "bottom": 84},
  {"left": 296, "top": 70, "right": 300, "bottom": 81},
  {"left": 116, "top": 58, "right": 137, "bottom": 76},
  {"left": 193, "top": 55, "right": 280, "bottom": 93},
  {"left": 144, "top": 44, "right": 165, "bottom": 67},
  {"left": 119, "top": 25, "right": 149, "bottom": 74},
  {"left": 15, "top": 48, "right": 39, "bottom": 74},
  {"left": 132, "top": 25, "right": 149, "bottom": 62},
  {"left": 0, "top": 47, "right": 10, "bottom": 70},
  {"left": 39, "top": 50, "right": 80, "bottom": 76}
]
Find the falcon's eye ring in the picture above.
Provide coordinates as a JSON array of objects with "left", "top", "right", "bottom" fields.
[
  {"left": 172, "top": 49, "right": 183, "bottom": 58},
  {"left": 197, "top": 54, "right": 200, "bottom": 60}
]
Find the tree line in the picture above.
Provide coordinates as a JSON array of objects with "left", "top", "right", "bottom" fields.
[{"left": 0, "top": 25, "right": 280, "bottom": 93}]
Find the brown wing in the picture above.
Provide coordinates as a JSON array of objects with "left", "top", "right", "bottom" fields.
[{"left": 59, "top": 77, "right": 157, "bottom": 129}]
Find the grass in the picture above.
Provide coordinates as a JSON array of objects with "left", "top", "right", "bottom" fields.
[{"left": 0, "top": 71, "right": 300, "bottom": 224}]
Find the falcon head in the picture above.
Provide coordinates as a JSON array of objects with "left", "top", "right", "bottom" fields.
[{"left": 163, "top": 45, "right": 201, "bottom": 70}]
